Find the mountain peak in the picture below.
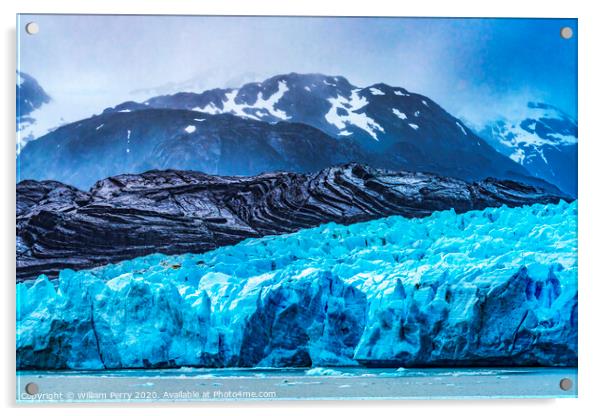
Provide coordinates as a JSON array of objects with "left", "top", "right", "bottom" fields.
[
  {"left": 100, "top": 72, "right": 466, "bottom": 150},
  {"left": 479, "top": 101, "right": 577, "bottom": 196},
  {"left": 22, "top": 72, "right": 548, "bottom": 193},
  {"left": 17, "top": 71, "right": 53, "bottom": 148},
  {"left": 270, "top": 72, "right": 352, "bottom": 86},
  {"left": 16, "top": 71, "right": 51, "bottom": 117}
]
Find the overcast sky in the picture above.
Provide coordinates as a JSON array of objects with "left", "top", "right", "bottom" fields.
[{"left": 18, "top": 15, "right": 577, "bottom": 127}]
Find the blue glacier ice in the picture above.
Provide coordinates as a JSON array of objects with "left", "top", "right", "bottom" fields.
[{"left": 16, "top": 201, "right": 578, "bottom": 369}]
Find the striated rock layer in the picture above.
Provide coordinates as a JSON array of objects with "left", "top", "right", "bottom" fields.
[
  {"left": 17, "top": 164, "right": 569, "bottom": 281},
  {"left": 16, "top": 201, "right": 578, "bottom": 369}
]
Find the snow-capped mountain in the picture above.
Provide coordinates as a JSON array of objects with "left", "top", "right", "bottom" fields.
[
  {"left": 478, "top": 102, "right": 577, "bottom": 196},
  {"left": 105, "top": 73, "right": 540, "bottom": 182},
  {"left": 105, "top": 73, "right": 484, "bottom": 152},
  {"left": 16, "top": 71, "right": 51, "bottom": 146},
  {"left": 19, "top": 73, "right": 559, "bottom": 192}
]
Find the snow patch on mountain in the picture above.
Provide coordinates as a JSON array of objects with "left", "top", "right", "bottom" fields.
[
  {"left": 126, "top": 129, "right": 131, "bottom": 153},
  {"left": 510, "top": 148, "right": 526, "bottom": 164},
  {"left": 490, "top": 104, "right": 577, "bottom": 149},
  {"left": 456, "top": 121, "right": 467, "bottom": 135},
  {"left": 325, "top": 90, "right": 384, "bottom": 140},
  {"left": 392, "top": 109, "right": 407, "bottom": 120},
  {"left": 196, "top": 81, "right": 290, "bottom": 121},
  {"left": 477, "top": 102, "right": 577, "bottom": 196},
  {"left": 220, "top": 91, "right": 251, "bottom": 118}
]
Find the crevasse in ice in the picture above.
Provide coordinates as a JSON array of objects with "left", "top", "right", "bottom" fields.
[{"left": 17, "top": 201, "right": 578, "bottom": 369}]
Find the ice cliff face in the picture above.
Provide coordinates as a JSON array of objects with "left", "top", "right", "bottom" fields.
[{"left": 17, "top": 201, "right": 577, "bottom": 369}]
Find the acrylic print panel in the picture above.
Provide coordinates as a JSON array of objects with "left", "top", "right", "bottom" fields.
[{"left": 16, "top": 14, "right": 578, "bottom": 402}]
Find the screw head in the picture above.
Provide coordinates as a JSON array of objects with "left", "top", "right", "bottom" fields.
[
  {"left": 24, "top": 382, "right": 39, "bottom": 395},
  {"left": 559, "top": 378, "right": 573, "bottom": 391},
  {"left": 25, "top": 22, "right": 39, "bottom": 35},
  {"left": 560, "top": 27, "right": 573, "bottom": 40}
]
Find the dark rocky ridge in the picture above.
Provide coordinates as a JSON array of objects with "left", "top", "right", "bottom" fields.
[{"left": 17, "top": 163, "right": 570, "bottom": 281}]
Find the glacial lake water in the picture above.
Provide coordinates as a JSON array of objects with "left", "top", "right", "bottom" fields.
[{"left": 17, "top": 367, "right": 577, "bottom": 402}]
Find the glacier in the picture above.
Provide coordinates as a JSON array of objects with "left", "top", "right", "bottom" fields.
[{"left": 16, "top": 201, "right": 578, "bottom": 369}]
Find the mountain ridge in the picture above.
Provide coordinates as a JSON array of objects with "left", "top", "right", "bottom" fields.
[{"left": 18, "top": 73, "right": 557, "bottom": 194}]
